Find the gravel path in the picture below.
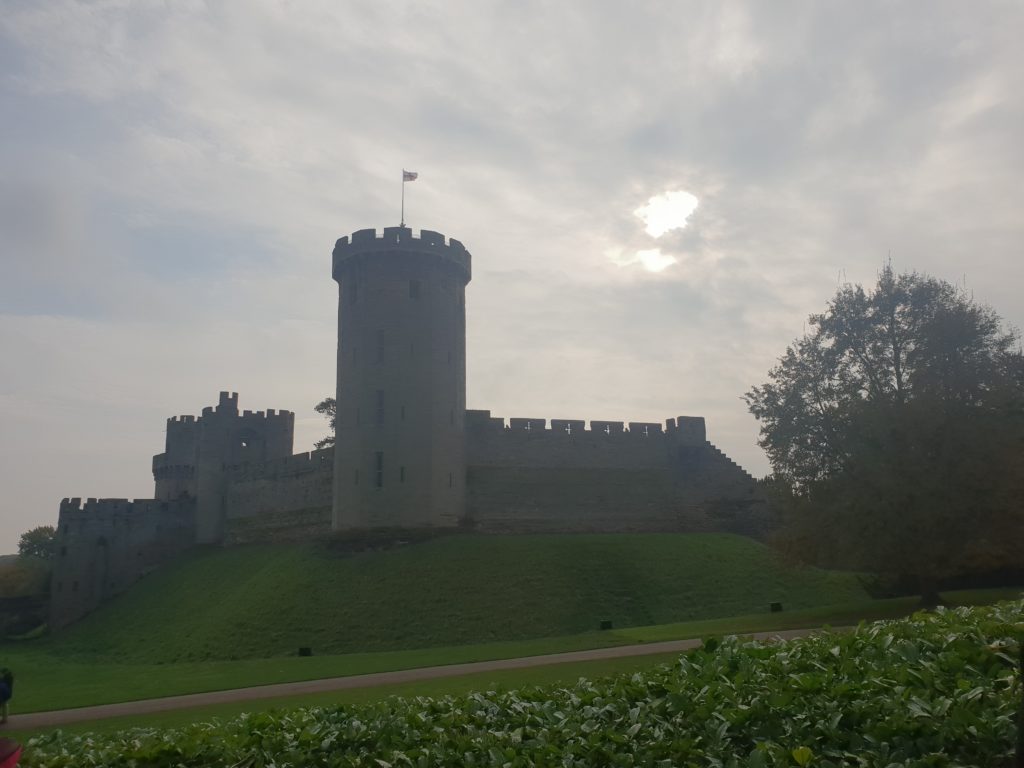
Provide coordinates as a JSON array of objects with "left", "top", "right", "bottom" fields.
[{"left": 3, "top": 627, "right": 830, "bottom": 731}]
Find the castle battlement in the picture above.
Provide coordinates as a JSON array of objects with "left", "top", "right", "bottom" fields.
[
  {"left": 333, "top": 227, "right": 471, "bottom": 282},
  {"left": 466, "top": 410, "right": 707, "bottom": 445},
  {"left": 58, "top": 497, "right": 189, "bottom": 517},
  {"left": 167, "top": 404, "right": 293, "bottom": 427},
  {"left": 240, "top": 408, "right": 294, "bottom": 422}
]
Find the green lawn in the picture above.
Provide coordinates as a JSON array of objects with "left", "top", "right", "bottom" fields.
[
  {"left": 5, "top": 652, "right": 686, "bottom": 739},
  {"left": 27, "top": 533, "right": 868, "bottom": 663},
  {"left": 0, "top": 587, "right": 1017, "bottom": 720}
]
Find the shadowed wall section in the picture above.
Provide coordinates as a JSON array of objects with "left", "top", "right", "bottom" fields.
[
  {"left": 464, "top": 412, "right": 768, "bottom": 536},
  {"left": 50, "top": 497, "right": 194, "bottom": 630},
  {"left": 224, "top": 449, "right": 334, "bottom": 543}
]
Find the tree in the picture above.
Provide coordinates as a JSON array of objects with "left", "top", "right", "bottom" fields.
[
  {"left": 18, "top": 525, "right": 56, "bottom": 560},
  {"left": 314, "top": 397, "right": 336, "bottom": 449},
  {"left": 746, "top": 266, "right": 1024, "bottom": 605}
]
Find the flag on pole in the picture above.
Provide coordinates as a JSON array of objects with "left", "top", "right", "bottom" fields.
[{"left": 400, "top": 170, "right": 418, "bottom": 226}]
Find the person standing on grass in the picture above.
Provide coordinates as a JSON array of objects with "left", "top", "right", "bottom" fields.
[{"left": 0, "top": 668, "right": 12, "bottom": 724}]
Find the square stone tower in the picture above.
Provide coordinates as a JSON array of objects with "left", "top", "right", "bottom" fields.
[{"left": 152, "top": 391, "right": 295, "bottom": 543}]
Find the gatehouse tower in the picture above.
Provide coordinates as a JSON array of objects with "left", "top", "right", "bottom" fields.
[{"left": 331, "top": 227, "right": 472, "bottom": 529}]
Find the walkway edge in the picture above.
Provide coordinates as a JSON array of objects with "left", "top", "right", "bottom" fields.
[{"left": 5, "top": 627, "right": 841, "bottom": 730}]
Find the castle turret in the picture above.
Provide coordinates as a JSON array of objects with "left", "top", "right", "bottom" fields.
[
  {"left": 152, "top": 391, "right": 296, "bottom": 543},
  {"left": 332, "top": 227, "right": 472, "bottom": 529}
]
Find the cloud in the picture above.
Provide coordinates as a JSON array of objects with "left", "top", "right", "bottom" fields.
[{"left": 0, "top": 0, "right": 1022, "bottom": 551}]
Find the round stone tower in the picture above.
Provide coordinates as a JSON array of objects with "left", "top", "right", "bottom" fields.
[{"left": 331, "top": 226, "right": 471, "bottom": 529}]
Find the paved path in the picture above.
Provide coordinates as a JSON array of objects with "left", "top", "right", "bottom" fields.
[{"left": 3, "top": 627, "right": 832, "bottom": 731}]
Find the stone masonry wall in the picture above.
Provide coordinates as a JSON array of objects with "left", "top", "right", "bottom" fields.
[
  {"left": 224, "top": 448, "right": 334, "bottom": 543},
  {"left": 466, "top": 466, "right": 705, "bottom": 532},
  {"left": 219, "top": 412, "right": 768, "bottom": 540},
  {"left": 465, "top": 411, "right": 769, "bottom": 537},
  {"left": 50, "top": 497, "right": 195, "bottom": 630}
]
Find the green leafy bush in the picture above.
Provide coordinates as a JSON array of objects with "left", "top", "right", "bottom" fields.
[{"left": 24, "top": 601, "right": 1024, "bottom": 766}]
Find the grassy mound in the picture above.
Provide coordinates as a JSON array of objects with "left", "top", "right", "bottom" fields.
[
  {"left": 22, "top": 601, "right": 1023, "bottom": 766},
  {"left": 43, "top": 533, "right": 866, "bottom": 662}
]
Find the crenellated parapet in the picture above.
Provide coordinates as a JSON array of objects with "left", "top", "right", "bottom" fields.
[
  {"left": 466, "top": 410, "right": 707, "bottom": 444},
  {"left": 239, "top": 408, "right": 295, "bottom": 423},
  {"left": 332, "top": 227, "right": 471, "bottom": 283},
  {"left": 57, "top": 496, "right": 193, "bottom": 528},
  {"left": 464, "top": 408, "right": 755, "bottom": 490}
]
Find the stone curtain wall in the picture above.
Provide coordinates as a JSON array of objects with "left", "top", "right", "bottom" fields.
[
  {"left": 219, "top": 411, "right": 769, "bottom": 541},
  {"left": 50, "top": 497, "right": 195, "bottom": 629},
  {"left": 224, "top": 448, "right": 334, "bottom": 543},
  {"left": 464, "top": 412, "right": 769, "bottom": 537},
  {"left": 466, "top": 466, "right": 698, "bottom": 532}
]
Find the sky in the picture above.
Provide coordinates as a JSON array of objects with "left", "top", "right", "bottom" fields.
[{"left": 1, "top": 1, "right": 1023, "bottom": 554}]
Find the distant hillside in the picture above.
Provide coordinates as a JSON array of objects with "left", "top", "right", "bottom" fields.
[{"left": 43, "top": 533, "right": 868, "bottom": 662}]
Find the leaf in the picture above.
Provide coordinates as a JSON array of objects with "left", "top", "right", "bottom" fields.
[{"left": 791, "top": 745, "right": 814, "bottom": 766}]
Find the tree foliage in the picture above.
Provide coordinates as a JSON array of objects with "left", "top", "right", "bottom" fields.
[
  {"left": 18, "top": 525, "right": 57, "bottom": 560},
  {"left": 0, "top": 555, "right": 50, "bottom": 597},
  {"left": 314, "top": 397, "right": 336, "bottom": 449},
  {"left": 746, "top": 266, "right": 1024, "bottom": 598}
]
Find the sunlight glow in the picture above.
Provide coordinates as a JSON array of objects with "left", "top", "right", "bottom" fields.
[
  {"left": 607, "top": 247, "right": 677, "bottom": 273},
  {"left": 635, "top": 248, "right": 676, "bottom": 272},
  {"left": 633, "top": 190, "right": 700, "bottom": 238}
]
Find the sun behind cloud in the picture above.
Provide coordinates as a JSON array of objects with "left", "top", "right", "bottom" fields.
[
  {"left": 604, "top": 246, "right": 678, "bottom": 273},
  {"left": 634, "top": 190, "right": 700, "bottom": 238},
  {"left": 635, "top": 248, "right": 676, "bottom": 272}
]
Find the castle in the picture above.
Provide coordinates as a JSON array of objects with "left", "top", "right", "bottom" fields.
[{"left": 50, "top": 227, "right": 768, "bottom": 629}]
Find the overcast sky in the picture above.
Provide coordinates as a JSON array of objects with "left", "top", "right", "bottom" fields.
[{"left": 2, "top": 1, "right": 1022, "bottom": 553}]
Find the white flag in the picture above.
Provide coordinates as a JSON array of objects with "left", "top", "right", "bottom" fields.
[{"left": 403, "top": 170, "right": 418, "bottom": 181}]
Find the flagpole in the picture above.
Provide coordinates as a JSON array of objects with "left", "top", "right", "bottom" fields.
[{"left": 400, "top": 170, "right": 417, "bottom": 227}]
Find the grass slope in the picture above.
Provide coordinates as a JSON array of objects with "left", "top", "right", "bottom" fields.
[{"left": 37, "top": 533, "right": 865, "bottom": 662}]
